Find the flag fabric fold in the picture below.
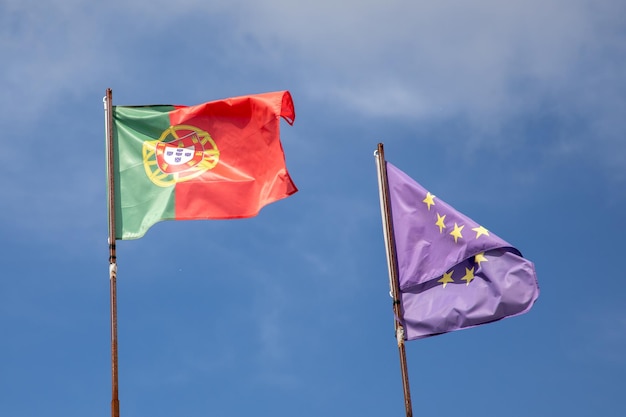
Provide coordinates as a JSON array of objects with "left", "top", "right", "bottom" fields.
[
  {"left": 110, "top": 91, "right": 297, "bottom": 240},
  {"left": 386, "top": 162, "right": 539, "bottom": 340}
]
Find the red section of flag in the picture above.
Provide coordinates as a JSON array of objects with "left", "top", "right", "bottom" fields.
[{"left": 168, "top": 91, "right": 297, "bottom": 220}]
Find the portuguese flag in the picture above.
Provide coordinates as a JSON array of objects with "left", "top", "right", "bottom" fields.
[{"left": 108, "top": 91, "right": 298, "bottom": 240}]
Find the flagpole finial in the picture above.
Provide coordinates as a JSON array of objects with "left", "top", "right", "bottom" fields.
[{"left": 374, "top": 142, "right": 385, "bottom": 157}]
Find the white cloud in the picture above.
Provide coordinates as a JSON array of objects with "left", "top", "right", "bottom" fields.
[
  {"left": 0, "top": 1, "right": 110, "bottom": 119},
  {"left": 1, "top": 0, "right": 625, "bottom": 246},
  {"left": 3, "top": 0, "right": 624, "bottom": 134},
  {"left": 198, "top": 0, "right": 625, "bottom": 178}
]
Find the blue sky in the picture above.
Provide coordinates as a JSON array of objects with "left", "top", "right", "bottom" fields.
[{"left": 1, "top": 1, "right": 625, "bottom": 416}]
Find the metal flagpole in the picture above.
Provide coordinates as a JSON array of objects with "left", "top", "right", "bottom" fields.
[
  {"left": 375, "top": 142, "right": 413, "bottom": 417},
  {"left": 104, "top": 88, "right": 120, "bottom": 417}
]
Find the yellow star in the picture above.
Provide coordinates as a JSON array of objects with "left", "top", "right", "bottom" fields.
[
  {"left": 438, "top": 270, "right": 454, "bottom": 288},
  {"left": 472, "top": 225, "right": 489, "bottom": 239},
  {"left": 461, "top": 266, "right": 475, "bottom": 286},
  {"left": 422, "top": 192, "right": 435, "bottom": 210},
  {"left": 450, "top": 223, "right": 464, "bottom": 243},
  {"left": 435, "top": 213, "right": 446, "bottom": 233},
  {"left": 474, "top": 252, "right": 488, "bottom": 266}
]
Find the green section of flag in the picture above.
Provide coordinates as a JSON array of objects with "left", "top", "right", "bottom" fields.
[{"left": 112, "top": 105, "right": 176, "bottom": 240}]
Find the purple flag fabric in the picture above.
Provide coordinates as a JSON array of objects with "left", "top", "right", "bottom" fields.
[{"left": 386, "top": 162, "right": 539, "bottom": 340}]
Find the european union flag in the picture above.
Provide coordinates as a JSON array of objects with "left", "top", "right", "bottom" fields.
[{"left": 386, "top": 162, "right": 539, "bottom": 340}]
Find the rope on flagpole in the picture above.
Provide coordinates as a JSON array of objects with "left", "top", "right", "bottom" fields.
[
  {"left": 109, "top": 259, "right": 117, "bottom": 278},
  {"left": 396, "top": 326, "right": 405, "bottom": 348}
]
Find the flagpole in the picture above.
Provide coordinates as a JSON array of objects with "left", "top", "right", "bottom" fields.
[
  {"left": 104, "top": 88, "right": 120, "bottom": 417},
  {"left": 375, "top": 143, "right": 413, "bottom": 417}
]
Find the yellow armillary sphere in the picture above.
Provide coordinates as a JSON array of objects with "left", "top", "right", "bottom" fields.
[{"left": 142, "top": 124, "right": 220, "bottom": 187}]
